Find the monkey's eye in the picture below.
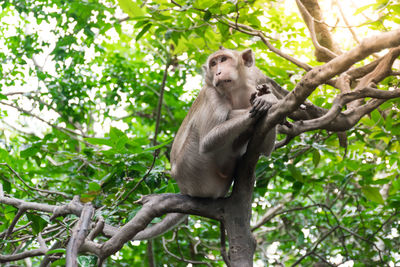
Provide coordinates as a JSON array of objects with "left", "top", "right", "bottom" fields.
[
  {"left": 210, "top": 61, "right": 216, "bottom": 67},
  {"left": 220, "top": 56, "right": 227, "bottom": 62}
]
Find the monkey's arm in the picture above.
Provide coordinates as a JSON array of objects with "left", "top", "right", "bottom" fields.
[
  {"left": 227, "top": 109, "right": 248, "bottom": 119},
  {"left": 199, "top": 110, "right": 258, "bottom": 154}
]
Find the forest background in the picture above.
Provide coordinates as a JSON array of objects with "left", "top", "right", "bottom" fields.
[{"left": 0, "top": 0, "right": 400, "bottom": 266}]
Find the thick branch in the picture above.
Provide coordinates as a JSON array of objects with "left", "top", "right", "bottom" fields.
[
  {"left": 356, "top": 47, "right": 400, "bottom": 89},
  {"left": 346, "top": 57, "right": 384, "bottom": 80},
  {"left": 66, "top": 203, "right": 94, "bottom": 267},
  {"left": 0, "top": 195, "right": 83, "bottom": 218},
  {"left": 296, "top": 0, "right": 340, "bottom": 62},
  {"left": 0, "top": 247, "right": 46, "bottom": 263},
  {"left": 280, "top": 87, "right": 400, "bottom": 135},
  {"left": 81, "top": 194, "right": 224, "bottom": 258},
  {"left": 276, "top": 28, "right": 400, "bottom": 122}
]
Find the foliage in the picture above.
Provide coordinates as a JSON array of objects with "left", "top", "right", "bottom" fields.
[{"left": 0, "top": 0, "right": 399, "bottom": 266}]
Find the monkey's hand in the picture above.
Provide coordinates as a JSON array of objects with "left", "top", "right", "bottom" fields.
[
  {"left": 256, "top": 83, "right": 272, "bottom": 96},
  {"left": 249, "top": 83, "right": 272, "bottom": 105},
  {"left": 249, "top": 94, "right": 273, "bottom": 118}
]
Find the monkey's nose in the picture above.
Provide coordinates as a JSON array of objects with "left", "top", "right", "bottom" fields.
[{"left": 216, "top": 71, "right": 221, "bottom": 76}]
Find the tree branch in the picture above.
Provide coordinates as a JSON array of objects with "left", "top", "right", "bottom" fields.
[
  {"left": 66, "top": 203, "right": 94, "bottom": 267},
  {"left": 291, "top": 226, "right": 339, "bottom": 266},
  {"left": 5, "top": 207, "right": 27, "bottom": 239},
  {"left": 251, "top": 194, "right": 293, "bottom": 231},
  {"left": 161, "top": 234, "right": 212, "bottom": 266},
  {"left": 221, "top": 19, "right": 312, "bottom": 71},
  {"left": 270, "top": 28, "right": 400, "bottom": 127},
  {"left": 296, "top": 0, "right": 340, "bottom": 62},
  {"left": 0, "top": 163, "right": 69, "bottom": 198},
  {"left": 81, "top": 194, "right": 225, "bottom": 259},
  {"left": 0, "top": 101, "right": 89, "bottom": 140}
]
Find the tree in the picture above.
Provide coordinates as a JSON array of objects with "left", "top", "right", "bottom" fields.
[{"left": 0, "top": 0, "right": 399, "bottom": 266}]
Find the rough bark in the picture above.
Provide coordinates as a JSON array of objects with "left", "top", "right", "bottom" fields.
[{"left": 297, "top": 0, "right": 342, "bottom": 62}]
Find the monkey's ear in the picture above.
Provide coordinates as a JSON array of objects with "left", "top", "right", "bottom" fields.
[
  {"left": 202, "top": 64, "right": 207, "bottom": 73},
  {"left": 241, "top": 49, "right": 254, "bottom": 67}
]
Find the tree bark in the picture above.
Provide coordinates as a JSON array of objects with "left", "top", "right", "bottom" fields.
[{"left": 298, "top": 0, "right": 342, "bottom": 62}]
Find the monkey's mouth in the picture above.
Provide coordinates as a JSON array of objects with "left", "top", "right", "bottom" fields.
[{"left": 215, "top": 79, "right": 232, "bottom": 87}]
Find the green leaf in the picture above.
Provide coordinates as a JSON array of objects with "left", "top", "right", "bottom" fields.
[
  {"left": 204, "top": 10, "right": 212, "bottom": 22},
  {"left": 354, "top": 4, "right": 374, "bottom": 15},
  {"left": 312, "top": 149, "right": 320, "bottom": 167},
  {"left": 288, "top": 164, "right": 304, "bottom": 182},
  {"left": 390, "top": 4, "right": 400, "bottom": 14},
  {"left": 361, "top": 186, "right": 384, "bottom": 204},
  {"left": 0, "top": 93, "right": 7, "bottom": 100},
  {"left": 297, "top": 231, "right": 305, "bottom": 245},
  {"left": 2, "top": 180, "right": 11, "bottom": 193},
  {"left": 118, "top": 0, "right": 144, "bottom": 17},
  {"left": 20, "top": 146, "right": 39, "bottom": 158},
  {"left": 217, "top": 22, "right": 229, "bottom": 40},
  {"left": 109, "top": 127, "right": 129, "bottom": 150},
  {"left": 89, "top": 182, "right": 101, "bottom": 192},
  {"left": 371, "top": 110, "right": 381, "bottom": 124},
  {"left": 166, "top": 181, "right": 176, "bottom": 193},
  {"left": 4, "top": 206, "right": 17, "bottom": 221},
  {"left": 46, "top": 248, "right": 66, "bottom": 255},
  {"left": 136, "top": 24, "right": 152, "bottom": 41},
  {"left": 85, "top": 137, "right": 112, "bottom": 146},
  {"left": 193, "top": 0, "right": 216, "bottom": 9},
  {"left": 134, "top": 20, "right": 150, "bottom": 29},
  {"left": 26, "top": 213, "right": 48, "bottom": 235},
  {"left": 144, "top": 138, "right": 173, "bottom": 152},
  {"left": 51, "top": 258, "right": 66, "bottom": 266},
  {"left": 292, "top": 181, "right": 303, "bottom": 196}
]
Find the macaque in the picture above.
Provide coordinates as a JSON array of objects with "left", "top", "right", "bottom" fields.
[
  {"left": 170, "top": 48, "right": 277, "bottom": 198},
  {"left": 133, "top": 48, "right": 278, "bottom": 240}
]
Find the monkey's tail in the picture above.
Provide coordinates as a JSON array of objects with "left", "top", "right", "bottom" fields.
[{"left": 133, "top": 213, "right": 188, "bottom": 240}]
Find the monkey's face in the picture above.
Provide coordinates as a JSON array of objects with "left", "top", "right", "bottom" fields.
[
  {"left": 208, "top": 54, "right": 239, "bottom": 89},
  {"left": 205, "top": 49, "right": 255, "bottom": 93}
]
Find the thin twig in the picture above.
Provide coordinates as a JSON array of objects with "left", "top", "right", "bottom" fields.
[
  {"left": 5, "top": 208, "right": 27, "bottom": 239},
  {"left": 291, "top": 226, "right": 339, "bottom": 266},
  {"left": 0, "top": 163, "right": 68, "bottom": 198},
  {"left": 162, "top": 236, "right": 212, "bottom": 266},
  {"left": 116, "top": 149, "right": 159, "bottom": 205},
  {"left": 153, "top": 60, "right": 171, "bottom": 146},
  {"left": 221, "top": 19, "right": 312, "bottom": 71},
  {"left": 0, "top": 101, "right": 88, "bottom": 139},
  {"left": 220, "top": 222, "right": 231, "bottom": 266}
]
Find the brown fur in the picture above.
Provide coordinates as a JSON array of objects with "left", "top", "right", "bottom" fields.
[{"left": 171, "top": 48, "right": 277, "bottom": 198}]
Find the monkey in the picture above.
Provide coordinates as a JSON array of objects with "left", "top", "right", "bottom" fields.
[
  {"left": 133, "top": 48, "right": 278, "bottom": 240},
  {"left": 170, "top": 48, "right": 278, "bottom": 198}
]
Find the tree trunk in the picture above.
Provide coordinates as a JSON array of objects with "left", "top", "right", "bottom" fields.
[{"left": 224, "top": 146, "right": 261, "bottom": 266}]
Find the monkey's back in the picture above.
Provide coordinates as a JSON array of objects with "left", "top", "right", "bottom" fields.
[{"left": 170, "top": 88, "right": 234, "bottom": 198}]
